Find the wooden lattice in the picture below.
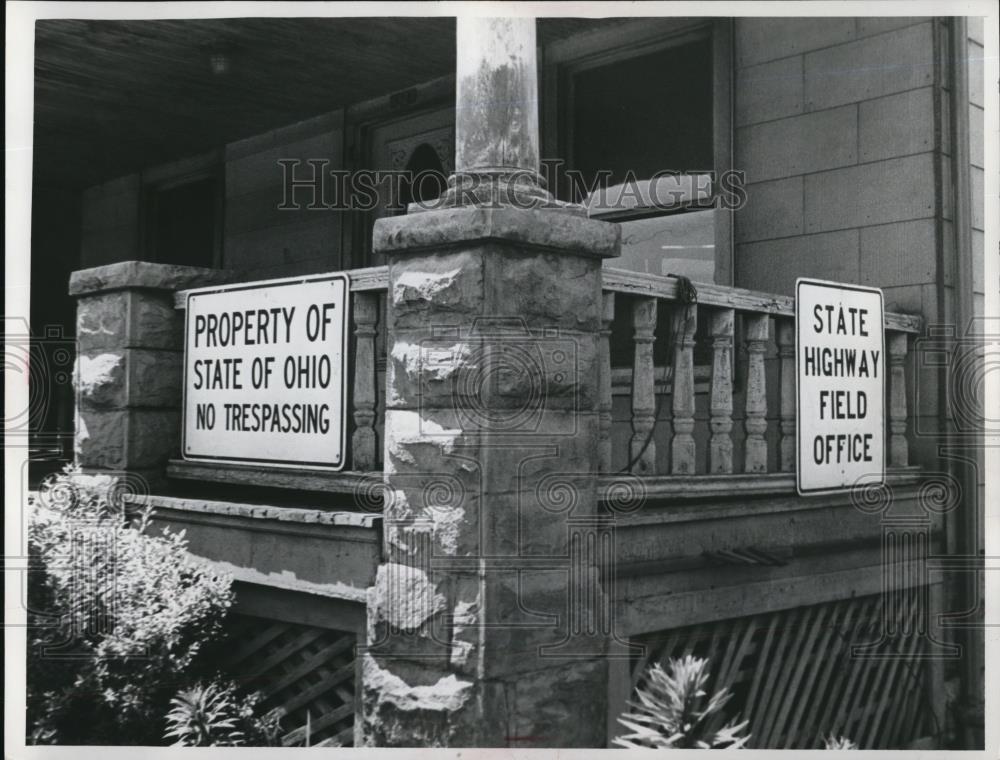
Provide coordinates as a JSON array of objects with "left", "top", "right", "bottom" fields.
[
  {"left": 220, "top": 614, "right": 357, "bottom": 747},
  {"left": 629, "top": 590, "right": 934, "bottom": 749}
]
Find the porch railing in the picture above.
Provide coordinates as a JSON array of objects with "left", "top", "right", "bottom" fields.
[
  {"left": 599, "top": 268, "right": 921, "bottom": 480},
  {"left": 175, "top": 265, "right": 921, "bottom": 486}
]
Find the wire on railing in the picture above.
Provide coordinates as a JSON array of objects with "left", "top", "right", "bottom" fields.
[{"left": 618, "top": 275, "right": 699, "bottom": 475}]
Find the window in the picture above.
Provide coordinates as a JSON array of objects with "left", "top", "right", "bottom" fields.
[
  {"left": 143, "top": 152, "right": 223, "bottom": 268},
  {"left": 544, "top": 19, "right": 732, "bottom": 284}
]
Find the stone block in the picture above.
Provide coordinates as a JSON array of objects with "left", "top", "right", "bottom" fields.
[
  {"left": 69, "top": 260, "right": 230, "bottom": 297},
  {"left": 127, "top": 410, "right": 181, "bottom": 467},
  {"left": 361, "top": 655, "right": 484, "bottom": 746},
  {"left": 859, "top": 219, "right": 937, "bottom": 287},
  {"left": 736, "top": 18, "right": 857, "bottom": 67},
  {"left": 736, "top": 56, "right": 803, "bottom": 126},
  {"left": 374, "top": 206, "right": 620, "bottom": 261},
  {"left": 483, "top": 247, "right": 603, "bottom": 331},
  {"left": 389, "top": 249, "right": 486, "bottom": 329},
  {"left": 381, "top": 408, "right": 484, "bottom": 489},
  {"left": 127, "top": 349, "right": 183, "bottom": 407},
  {"left": 737, "top": 104, "right": 857, "bottom": 182},
  {"left": 76, "top": 351, "right": 125, "bottom": 408},
  {"left": 499, "top": 658, "right": 608, "bottom": 747},
  {"left": 75, "top": 408, "right": 128, "bottom": 470},
  {"left": 76, "top": 291, "right": 129, "bottom": 351},
  {"left": 803, "top": 153, "right": 935, "bottom": 233},
  {"left": 444, "top": 569, "right": 610, "bottom": 677},
  {"left": 129, "top": 291, "right": 184, "bottom": 349},
  {"left": 804, "top": 23, "right": 934, "bottom": 111},
  {"left": 75, "top": 408, "right": 178, "bottom": 470},
  {"left": 734, "top": 177, "right": 803, "bottom": 243},
  {"left": 859, "top": 88, "right": 935, "bottom": 162},
  {"left": 387, "top": 325, "right": 600, "bottom": 416},
  {"left": 76, "top": 348, "right": 182, "bottom": 410},
  {"left": 382, "top": 482, "right": 484, "bottom": 559},
  {"left": 735, "top": 229, "right": 859, "bottom": 294}
]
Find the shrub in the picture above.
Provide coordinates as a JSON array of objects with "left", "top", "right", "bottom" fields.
[
  {"left": 615, "top": 655, "right": 749, "bottom": 749},
  {"left": 26, "top": 465, "right": 235, "bottom": 744}
]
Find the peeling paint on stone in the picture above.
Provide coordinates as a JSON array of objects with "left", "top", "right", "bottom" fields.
[
  {"left": 364, "top": 655, "right": 474, "bottom": 714},
  {"left": 386, "top": 410, "right": 463, "bottom": 464},
  {"left": 76, "top": 352, "right": 123, "bottom": 400},
  {"left": 427, "top": 503, "right": 465, "bottom": 555},
  {"left": 391, "top": 340, "right": 472, "bottom": 381},
  {"left": 449, "top": 597, "right": 480, "bottom": 669},
  {"left": 393, "top": 267, "right": 466, "bottom": 309},
  {"left": 370, "top": 562, "right": 446, "bottom": 631}
]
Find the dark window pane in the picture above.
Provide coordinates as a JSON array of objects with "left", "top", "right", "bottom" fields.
[
  {"left": 153, "top": 177, "right": 216, "bottom": 267},
  {"left": 570, "top": 38, "right": 713, "bottom": 194}
]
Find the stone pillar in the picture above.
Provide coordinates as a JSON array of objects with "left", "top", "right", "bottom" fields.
[
  {"left": 444, "top": 17, "right": 549, "bottom": 207},
  {"left": 69, "top": 261, "right": 228, "bottom": 487},
  {"left": 362, "top": 19, "right": 621, "bottom": 747}
]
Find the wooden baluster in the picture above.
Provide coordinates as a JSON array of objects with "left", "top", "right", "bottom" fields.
[
  {"left": 629, "top": 298, "right": 658, "bottom": 475},
  {"left": 599, "top": 292, "right": 615, "bottom": 473},
  {"left": 888, "top": 332, "right": 909, "bottom": 467},
  {"left": 709, "top": 308, "right": 735, "bottom": 474},
  {"left": 351, "top": 292, "right": 378, "bottom": 471},
  {"left": 671, "top": 303, "right": 698, "bottom": 475},
  {"left": 776, "top": 319, "right": 796, "bottom": 472},
  {"left": 744, "top": 314, "right": 769, "bottom": 473}
]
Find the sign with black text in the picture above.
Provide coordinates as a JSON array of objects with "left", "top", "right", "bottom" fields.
[
  {"left": 183, "top": 273, "right": 349, "bottom": 470},
  {"left": 796, "top": 278, "right": 884, "bottom": 495}
]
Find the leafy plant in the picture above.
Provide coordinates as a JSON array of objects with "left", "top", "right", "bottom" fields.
[
  {"left": 824, "top": 734, "right": 858, "bottom": 749},
  {"left": 165, "top": 680, "right": 283, "bottom": 747},
  {"left": 26, "top": 465, "right": 235, "bottom": 744},
  {"left": 615, "top": 655, "right": 749, "bottom": 749}
]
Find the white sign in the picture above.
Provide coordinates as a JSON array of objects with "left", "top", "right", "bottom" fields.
[
  {"left": 796, "top": 278, "right": 885, "bottom": 495},
  {"left": 183, "top": 273, "right": 350, "bottom": 470}
]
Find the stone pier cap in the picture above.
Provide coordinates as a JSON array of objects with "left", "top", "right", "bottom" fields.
[
  {"left": 69, "top": 260, "right": 232, "bottom": 297},
  {"left": 373, "top": 206, "right": 621, "bottom": 259}
]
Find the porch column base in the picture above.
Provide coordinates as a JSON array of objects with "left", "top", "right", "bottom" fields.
[
  {"left": 362, "top": 205, "right": 620, "bottom": 747},
  {"left": 69, "top": 261, "right": 229, "bottom": 487}
]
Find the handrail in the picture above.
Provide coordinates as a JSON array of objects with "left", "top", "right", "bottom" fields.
[
  {"left": 172, "top": 265, "right": 389, "bottom": 308},
  {"left": 601, "top": 267, "right": 923, "bottom": 333}
]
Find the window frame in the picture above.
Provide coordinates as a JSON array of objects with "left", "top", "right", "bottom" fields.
[
  {"left": 140, "top": 149, "right": 225, "bottom": 269},
  {"left": 541, "top": 18, "right": 734, "bottom": 285}
]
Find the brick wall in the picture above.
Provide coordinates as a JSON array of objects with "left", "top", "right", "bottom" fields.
[
  {"left": 733, "top": 18, "right": 940, "bottom": 309},
  {"left": 77, "top": 111, "right": 347, "bottom": 279},
  {"left": 80, "top": 173, "right": 141, "bottom": 268},
  {"left": 222, "top": 111, "right": 346, "bottom": 279},
  {"left": 732, "top": 18, "right": 958, "bottom": 469}
]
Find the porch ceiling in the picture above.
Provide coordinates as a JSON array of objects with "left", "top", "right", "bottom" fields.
[{"left": 32, "top": 17, "right": 613, "bottom": 189}]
